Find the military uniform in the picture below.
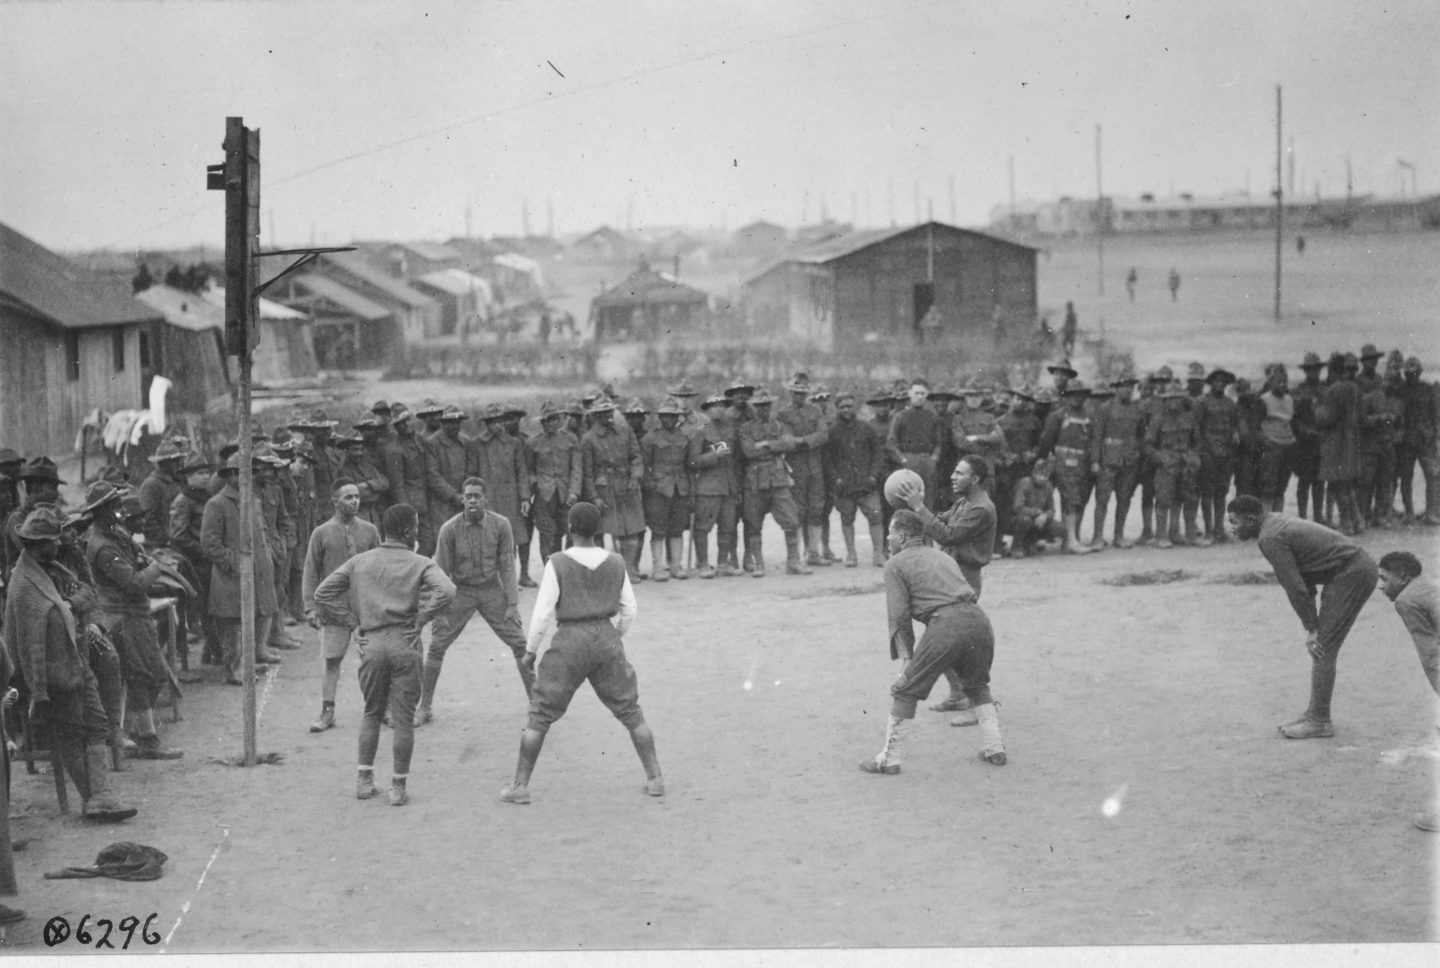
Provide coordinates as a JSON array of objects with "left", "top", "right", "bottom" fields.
[
  {"left": 1194, "top": 380, "right": 1239, "bottom": 543},
  {"left": 640, "top": 404, "right": 693, "bottom": 580},
  {"left": 340, "top": 442, "right": 390, "bottom": 527},
  {"left": 687, "top": 401, "right": 741, "bottom": 578},
  {"left": 528, "top": 419, "right": 582, "bottom": 562},
  {"left": 775, "top": 388, "right": 831, "bottom": 564},
  {"left": 1290, "top": 362, "right": 1329, "bottom": 521},
  {"left": 738, "top": 400, "right": 805, "bottom": 576},
  {"left": 823, "top": 408, "right": 885, "bottom": 567},
  {"left": 1144, "top": 391, "right": 1200, "bottom": 547},
  {"left": 1358, "top": 381, "right": 1398, "bottom": 526},
  {"left": 1092, "top": 390, "right": 1145, "bottom": 547},
  {"left": 1134, "top": 376, "right": 1166, "bottom": 542},
  {"left": 426, "top": 416, "right": 472, "bottom": 529},
  {"left": 471, "top": 421, "right": 532, "bottom": 548},
  {"left": 581, "top": 410, "right": 646, "bottom": 577},
  {"left": 1038, "top": 388, "right": 1095, "bottom": 551}
]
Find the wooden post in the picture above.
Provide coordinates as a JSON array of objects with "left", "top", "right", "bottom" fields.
[{"left": 1274, "top": 85, "right": 1283, "bottom": 324}]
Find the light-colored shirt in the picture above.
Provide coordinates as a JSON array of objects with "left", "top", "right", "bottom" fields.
[
  {"left": 301, "top": 513, "right": 381, "bottom": 612},
  {"left": 883, "top": 543, "right": 976, "bottom": 660},
  {"left": 312, "top": 539, "right": 455, "bottom": 636},
  {"left": 526, "top": 545, "right": 637, "bottom": 655},
  {"left": 1261, "top": 391, "right": 1296, "bottom": 446}
]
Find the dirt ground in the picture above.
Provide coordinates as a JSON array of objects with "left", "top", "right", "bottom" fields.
[{"left": 2, "top": 509, "right": 1436, "bottom": 954}]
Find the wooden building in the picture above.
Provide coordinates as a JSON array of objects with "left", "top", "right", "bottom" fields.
[
  {"left": 311, "top": 250, "right": 441, "bottom": 341},
  {"left": 133, "top": 284, "right": 232, "bottom": 414},
  {"left": 589, "top": 264, "right": 709, "bottom": 342},
  {"left": 742, "top": 221, "right": 1037, "bottom": 351},
  {"left": 0, "top": 221, "right": 159, "bottom": 457}
]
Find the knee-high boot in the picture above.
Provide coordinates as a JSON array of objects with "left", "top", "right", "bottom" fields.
[
  {"left": 748, "top": 536, "right": 766, "bottom": 578},
  {"left": 650, "top": 538, "right": 669, "bottom": 582},
  {"left": 785, "top": 531, "right": 811, "bottom": 574},
  {"left": 694, "top": 531, "right": 714, "bottom": 578},
  {"left": 667, "top": 536, "right": 687, "bottom": 579},
  {"left": 805, "top": 525, "right": 830, "bottom": 566},
  {"left": 840, "top": 522, "right": 858, "bottom": 567},
  {"left": 869, "top": 522, "right": 886, "bottom": 566}
]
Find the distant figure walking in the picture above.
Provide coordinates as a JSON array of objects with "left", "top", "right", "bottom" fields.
[
  {"left": 1296, "top": 235, "right": 1307, "bottom": 256},
  {"left": 1061, "top": 302, "right": 1078, "bottom": 356},
  {"left": 1167, "top": 267, "right": 1181, "bottom": 302},
  {"left": 1125, "top": 267, "right": 1137, "bottom": 302}
]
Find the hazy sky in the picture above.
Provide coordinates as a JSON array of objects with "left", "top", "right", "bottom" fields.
[{"left": 2, "top": 0, "right": 1436, "bottom": 252}]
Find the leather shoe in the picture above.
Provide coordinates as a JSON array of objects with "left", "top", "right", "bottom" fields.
[
  {"left": 858, "top": 759, "right": 900, "bottom": 775},
  {"left": 129, "top": 738, "right": 183, "bottom": 760},
  {"left": 980, "top": 750, "right": 1007, "bottom": 766},
  {"left": 356, "top": 773, "right": 378, "bottom": 800},
  {"left": 645, "top": 776, "right": 665, "bottom": 797},
  {"left": 1279, "top": 717, "right": 1334, "bottom": 739},
  {"left": 499, "top": 784, "right": 531, "bottom": 804},
  {"left": 309, "top": 708, "right": 335, "bottom": 733},
  {"left": 929, "top": 695, "right": 971, "bottom": 713}
]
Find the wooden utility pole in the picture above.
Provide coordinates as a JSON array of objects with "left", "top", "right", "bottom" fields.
[
  {"left": 1095, "top": 124, "right": 1105, "bottom": 296},
  {"left": 1275, "top": 85, "right": 1283, "bottom": 323}
]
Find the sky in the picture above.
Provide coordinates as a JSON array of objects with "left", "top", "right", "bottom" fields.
[{"left": 2, "top": 0, "right": 1437, "bottom": 253}]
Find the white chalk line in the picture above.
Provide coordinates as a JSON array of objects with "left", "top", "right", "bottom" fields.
[{"left": 162, "top": 824, "right": 230, "bottom": 951}]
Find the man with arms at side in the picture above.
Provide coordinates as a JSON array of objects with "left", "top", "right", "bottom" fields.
[
  {"left": 1227, "top": 494, "right": 1378, "bottom": 740},
  {"left": 302, "top": 479, "right": 381, "bottom": 733},
  {"left": 499, "top": 502, "right": 663, "bottom": 805},
  {"left": 313, "top": 504, "right": 455, "bottom": 806}
]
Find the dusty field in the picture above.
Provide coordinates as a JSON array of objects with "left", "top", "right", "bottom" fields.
[{"left": 2, "top": 514, "right": 1436, "bottom": 954}]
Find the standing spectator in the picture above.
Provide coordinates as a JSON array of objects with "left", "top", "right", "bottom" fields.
[
  {"left": 739, "top": 389, "right": 807, "bottom": 577},
  {"left": 528, "top": 402, "right": 583, "bottom": 565},
  {"left": 472, "top": 405, "right": 533, "bottom": 586},
  {"left": 426, "top": 405, "right": 471, "bottom": 533},
  {"left": 0, "top": 635, "right": 25, "bottom": 924},
  {"left": 581, "top": 398, "right": 647, "bottom": 580},
  {"left": 169, "top": 453, "right": 218, "bottom": 666},
  {"left": 775, "top": 373, "right": 831, "bottom": 567},
  {"left": 338, "top": 429, "right": 389, "bottom": 527},
  {"left": 302, "top": 479, "right": 380, "bottom": 734},
  {"left": 1167, "top": 267, "right": 1181, "bottom": 301},
  {"left": 823, "top": 392, "right": 885, "bottom": 568},
  {"left": 1195, "top": 368, "right": 1240, "bottom": 544},
  {"left": 1256, "top": 365, "right": 1296, "bottom": 511},
  {"left": 886, "top": 380, "right": 947, "bottom": 512},
  {"left": 1091, "top": 375, "right": 1145, "bottom": 548},
  {"left": 1145, "top": 381, "right": 1201, "bottom": 549},
  {"left": 201, "top": 455, "right": 284, "bottom": 683},
  {"left": 1290, "top": 352, "right": 1329, "bottom": 522},
  {"left": 1125, "top": 267, "right": 1137, "bottom": 302},
  {"left": 137, "top": 443, "right": 185, "bottom": 548},
  {"left": 639, "top": 398, "right": 693, "bottom": 581},
  {"left": 1315, "top": 353, "right": 1363, "bottom": 534},
  {"left": 1397, "top": 357, "right": 1440, "bottom": 525},
  {"left": 389, "top": 407, "right": 436, "bottom": 557},
  {"left": 314, "top": 504, "right": 455, "bottom": 806},
  {"left": 1038, "top": 381, "right": 1096, "bottom": 554},
  {"left": 687, "top": 394, "right": 742, "bottom": 578},
  {"left": 1061, "top": 302, "right": 1078, "bottom": 356}
]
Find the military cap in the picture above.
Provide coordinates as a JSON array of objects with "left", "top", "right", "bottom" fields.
[
  {"left": 270, "top": 427, "right": 296, "bottom": 452},
  {"left": 665, "top": 381, "right": 699, "bottom": 398},
  {"left": 1359, "top": 343, "right": 1382, "bottom": 361},
  {"left": 1110, "top": 374, "right": 1139, "bottom": 387},
  {"left": 1061, "top": 379, "right": 1090, "bottom": 396},
  {"left": 0, "top": 448, "right": 22, "bottom": 468},
  {"left": 562, "top": 399, "right": 586, "bottom": 416},
  {"left": 414, "top": 399, "right": 445, "bottom": 419},
  {"left": 1010, "top": 386, "right": 1038, "bottom": 402},
  {"left": 1089, "top": 384, "right": 1116, "bottom": 399},
  {"left": 927, "top": 387, "right": 960, "bottom": 403},
  {"left": 179, "top": 452, "right": 213, "bottom": 474},
  {"left": 623, "top": 397, "right": 651, "bottom": 415},
  {"left": 656, "top": 396, "right": 685, "bottom": 416},
  {"left": 1206, "top": 368, "right": 1236, "bottom": 385},
  {"left": 309, "top": 410, "right": 340, "bottom": 430},
  {"left": 586, "top": 396, "right": 616, "bottom": 414},
  {"left": 750, "top": 388, "right": 775, "bottom": 406},
  {"left": 723, "top": 379, "right": 756, "bottom": 399},
  {"left": 95, "top": 464, "right": 129, "bottom": 486},
  {"left": 371, "top": 400, "right": 392, "bottom": 416},
  {"left": 538, "top": 401, "right": 565, "bottom": 421},
  {"left": 1151, "top": 365, "right": 1174, "bottom": 382},
  {"left": 1046, "top": 359, "right": 1078, "bottom": 378},
  {"left": 808, "top": 384, "right": 832, "bottom": 402},
  {"left": 336, "top": 431, "right": 366, "bottom": 446},
  {"left": 83, "top": 480, "right": 125, "bottom": 512},
  {"left": 19, "top": 456, "right": 63, "bottom": 484},
  {"left": 481, "top": 402, "right": 508, "bottom": 422},
  {"left": 1299, "top": 352, "right": 1324, "bottom": 369},
  {"left": 439, "top": 405, "right": 467, "bottom": 422},
  {"left": 1386, "top": 349, "right": 1405, "bottom": 372},
  {"left": 864, "top": 385, "right": 896, "bottom": 406},
  {"left": 784, "top": 372, "right": 812, "bottom": 393},
  {"left": 64, "top": 508, "right": 95, "bottom": 531},
  {"left": 17, "top": 505, "right": 64, "bottom": 541},
  {"left": 120, "top": 493, "right": 147, "bottom": 519},
  {"left": 389, "top": 405, "right": 413, "bottom": 426},
  {"left": 700, "top": 393, "right": 729, "bottom": 410},
  {"left": 1405, "top": 356, "right": 1423, "bottom": 373},
  {"left": 1341, "top": 352, "right": 1359, "bottom": 370},
  {"left": 218, "top": 437, "right": 241, "bottom": 462},
  {"left": 354, "top": 414, "right": 386, "bottom": 431},
  {"left": 148, "top": 441, "right": 184, "bottom": 464},
  {"left": 1185, "top": 362, "right": 1206, "bottom": 382}
]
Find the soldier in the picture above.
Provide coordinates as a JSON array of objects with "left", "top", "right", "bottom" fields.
[
  {"left": 528, "top": 401, "right": 583, "bottom": 564},
  {"left": 867, "top": 384, "right": 904, "bottom": 537},
  {"left": 639, "top": 398, "right": 693, "bottom": 581},
  {"left": 84, "top": 482, "right": 183, "bottom": 758},
  {"left": 1291, "top": 352, "right": 1329, "bottom": 522},
  {"left": 1356, "top": 343, "right": 1384, "bottom": 395},
  {"left": 1377, "top": 371, "right": 1408, "bottom": 525},
  {"left": 687, "top": 393, "right": 742, "bottom": 578},
  {"left": 951, "top": 387, "right": 1007, "bottom": 539},
  {"left": 581, "top": 397, "right": 647, "bottom": 581},
  {"left": 4, "top": 457, "right": 64, "bottom": 569},
  {"left": 427, "top": 405, "right": 471, "bottom": 533},
  {"left": 1397, "top": 357, "right": 1440, "bottom": 525},
  {"left": 1091, "top": 374, "right": 1145, "bottom": 548},
  {"left": 739, "top": 388, "right": 807, "bottom": 577},
  {"left": 255, "top": 446, "right": 301, "bottom": 650},
  {"left": 1134, "top": 367, "right": 1170, "bottom": 543},
  {"left": 1358, "top": 370, "right": 1398, "bottom": 527},
  {"left": 1010, "top": 458, "right": 1067, "bottom": 556},
  {"left": 1316, "top": 352, "right": 1363, "bottom": 535},
  {"left": 808, "top": 384, "right": 841, "bottom": 563},
  {"left": 667, "top": 381, "right": 706, "bottom": 434},
  {"left": 1255, "top": 365, "right": 1295, "bottom": 511},
  {"left": 280, "top": 430, "right": 317, "bottom": 625},
  {"left": 1044, "top": 359, "right": 1077, "bottom": 406},
  {"left": 886, "top": 379, "right": 947, "bottom": 512},
  {"left": 357, "top": 414, "right": 399, "bottom": 521},
  {"left": 0, "top": 447, "right": 22, "bottom": 584},
  {"left": 389, "top": 406, "right": 437, "bottom": 556},
  {"left": 1145, "top": 381, "right": 1201, "bottom": 549},
  {"left": 414, "top": 399, "right": 446, "bottom": 437},
  {"left": 504, "top": 403, "right": 540, "bottom": 586},
  {"left": 823, "top": 391, "right": 886, "bottom": 567},
  {"left": 1038, "top": 380, "right": 1095, "bottom": 554},
  {"left": 929, "top": 386, "right": 962, "bottom": 510},
  {"left": 1194, "top": 367, "right": 1240, "bottom": 544},
  {"left": 623, "top": 397, "right": 651, "bottom": 441},
  {"left": 994, "top": 388, "right": 1040, "bottom": 553},
  {"left": 471, "top": 403, "right": 533, "bottom": 586},
  {"left": 341, "top": 425, "right": 390, "bottom": 527},
  {"left": 137, "top": 442, "right": 186, "bottom": 548},
  {"left": 169, "top": 453, "right": 218, "bottom": 665},
  {"left": 296, "top": 411, "right": 343, "bottom": 522},
  {"left": 1232, "top": 378, "right": 1265, "bottom": 499},
  {"left": 775, "top": 373, "right": 832, "bottom": 566},
  {"left": 724, "top": 379, "right": 758, "bottom": 570}
]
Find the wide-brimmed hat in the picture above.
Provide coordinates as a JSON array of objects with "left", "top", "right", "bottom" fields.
[
  {"left": 310, "top": 410, "right": 339, "bottom": 431},
  {"left": 1359, "top": 343, "right": 1382, "bottom": 361},
  {"left": 17, "top": 505, "right": 64, "bottom": 540},
  {"left": 1034, "top": 387, "right": 1058, "bottom": 405},
  {"left": 414, "top": 399, "right": 445, "bottom": 419},
  {"left": 502, "top": 403, "right": 527, "bottom": 420},
  {"left": 665, "top": 381, "right": 699, "bottom": 398},
  {"left": 927, "top": 387, "right": 960, "bottom": 403},
  {"left": 19, "top": 456, "right": 63, "bottom": 484},
  {"left": 1234, "top": 378, "right": 1254, "bottom": 396},
  {"left": 1150, "top": 365, "right": 1175, "bottom": 383},
  {"left": 148, "top": 441, "right": 184, "bottom": 465},
  {"left": 587, "top": 397, "right": 616, "bottom": 414},
  {"left": 623, "top": 398, "right": 650, "bottom": 416},
  {"left": 1046, "top": 359, "right": 1078, "bottom": 378},
  {"left": 563, "top": 399, "right": 586, "bottom": 417},
  {"left": 1341, "top": 352, "right": 1359, "bottom": 370},
  {"left": 64, "top": 508, "right": 95, "bottom": 531},
  {"left": 656, "top": 396, "right": 685, "bottom": 416},
  {"left": 750, "top": 388, "right": 775, "bottom": 406},
  {"left": 784, "top": 371, "right": 811, "bottom": 394},
  {"left": 179, "top": 452, "right": 214, "bottom": 474},
  {"left": 353, "top": 414, "right": 386, "bottom": 432},
  {"left": 120, "top": 493, "right": 147, "bottom": 519},
  {"left": 480, "top": 402, "right": 508, "bottom": 422},
  {"left": 1061, "top": 379, "right": 1090, "bottom": 396},
  {"left": 371, "top": 399, "right": 392, "bottom": 415},
  {"left": 1185, "top": 362, "right": 1206, "bottom": 382},
  {"left": 1010, "top": 386, "right": 1038, "bottom": 402},
  {"left": 864, "top": 385, "right": 897, "bottom": 406},
  {"left": 1206, "top": 368, "right": 1236, "bottom": 385},
  {"left": 336, "top": 431, "right": 366, "bottom": 447},
  {"left": 253, "top": 445, "right": 288, "bottom": 467},
  {"left": 1405, "top": 356, "right": 1423, "bottom": 373},
  {"left": 1110, "top": 374, "right": 1139, "bottom": 387},
  {"left": 1299, "top": 351, "right": 1324, "bottom": 369},
  {"left": 808, "top": 384, "right": 832, "bottom": 402},
  {"left": 700, "top": 393, "right": 729, "bottom": 410},
  {"left": 83, "top": 480, "right": 125, "bottom": 513},
  {"left": 439, "top": 405, "right": 467, "bottom": 422},
  {"left": 723, "top": 379, "right": 755, "bottom": 399},
  {"left": 0, "top": 448, "right": 22, "bottom": 468},
  {"left": 538, "top": 401, "right": 565, "bottom": 421},
  {"left": 270, "top": 428, "right": 296, "bottom": 453}
]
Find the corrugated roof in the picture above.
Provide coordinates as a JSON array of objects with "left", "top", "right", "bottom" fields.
[
  {"left": 394, "top": 241, "right": 461, "bottom": 263},
  {"left": 0, "top": 221, "right": 162, "bottom": 329},
  {"left": 319, "top": 251, "right": 436, "bottom": 308},
  {"left": 594, "top": 267, "right": 708, "bottom": 307},
  {"left": 291, "top": 275, "right": 391, "bottom": 320},
  {"left": 197, "top": 285, "right": 307, "bottom": 321},
  {"left": 135, "top": 284, "right": 224, "bottom": 332}
]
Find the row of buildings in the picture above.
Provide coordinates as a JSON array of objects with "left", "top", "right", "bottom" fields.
[{"left": 990, "top": 192, "right": 1440, "bottom": 237}]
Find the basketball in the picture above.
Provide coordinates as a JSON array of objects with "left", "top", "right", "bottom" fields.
[{"left": 884, "top": 468, "right": 924, "bottom": 509}]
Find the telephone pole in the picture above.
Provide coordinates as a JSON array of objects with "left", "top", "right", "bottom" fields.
[{"left": 1274, "top": 85, "right": 1283, "bottom": 323}]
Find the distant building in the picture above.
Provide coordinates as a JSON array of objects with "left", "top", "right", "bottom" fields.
[
  {"left": 742, "top": 221, "right": 1037, "bottom": 352},
  {"left": 0, "top": 221, "right": 160, "bottom": 457},
  {"left": 270, "top": 274, "right": 399, "bottom": 371},
  {"left": 570, "top": 226, "right": 637, "bottom": 263},
  {"left": 196, "top": 286, "right": 319, "bottom": 384},
  {"left": 309, "top": 250, "right": 441, "bottom": 341},
  {"left": 133, "top": 284, "right": 232, "bottom": 414},
  {"left": 413, "top": 269, "right": 496, "bottom": 336},
  {"left": 380, "top": 241, "right": 463, "bottom": 280},
  {"left": 589, "top": 263, "right": 710, "bottom": 342},
  {"left": 733, "top": 220, "right": 789, "bottom": 251}
]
